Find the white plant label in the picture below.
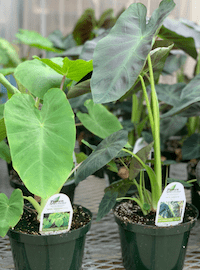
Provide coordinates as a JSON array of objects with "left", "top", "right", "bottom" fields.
[
  {"left": 155, "top": 182, "right": 186, "bottom": 227},
  {"left": 39, "top": 194, "right": 73, "bottom": 235}
]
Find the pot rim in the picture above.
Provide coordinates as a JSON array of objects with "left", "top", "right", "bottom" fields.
[
  {"left": 7, "top": 205, "right": 92, "bottom": 245},
  {"left": 114, "top": 202, "right": 198, "bottom": 236}
]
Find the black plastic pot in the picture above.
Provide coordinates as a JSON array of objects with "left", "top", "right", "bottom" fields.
[
  {"left": 8, "top": 206, "right": 92, "bottom": 270},
  {"left": 114, "top": 203, "right": 198, "bottom": 270},
  {"left": 10, "top": 178, "right": 76, "bottom": 203}
]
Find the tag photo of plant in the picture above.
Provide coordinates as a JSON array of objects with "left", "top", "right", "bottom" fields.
[
  {"left": 158, "top": 201, "right": 184, "bottom": 219},
  {"left": 42, "top": 212, "right": 70, "bottom": 230}
]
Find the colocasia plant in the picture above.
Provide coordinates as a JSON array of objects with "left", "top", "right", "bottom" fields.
[
  {"left": 0, "top": 56, "right": 129, "bottom": 237},
  {"left": 75, "top": 0, "right": 200, "bottom": 220}
]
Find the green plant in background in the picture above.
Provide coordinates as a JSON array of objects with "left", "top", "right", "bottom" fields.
[
  {"left": 0, "top": 54, "right": 129, "bottom": 238},
  {"left": 73, "top": 0, "right": 200, "bottom": 220}
]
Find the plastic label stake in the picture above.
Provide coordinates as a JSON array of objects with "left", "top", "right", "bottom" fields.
[
  {"left": 155, "top": 182, "right": 186, "bottom": 227},
  {"left": 39, "top": 194, "right": 73, "bottom": 235}
]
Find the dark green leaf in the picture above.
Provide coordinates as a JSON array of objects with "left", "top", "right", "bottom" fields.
[
  {"left": 75, "top": 130, "right": 128, "bottom": 184},
  {"left": 96, "top": 191, "right": 118, "bottom": 221},
  {"left": 91, "top": 0, "right": 175, "bottom": 103},
  {"left": 129, "top": 142, "right": 154, "bottom": 180},
  {"left": 167, "top": 178, "right": 193, "bottom": 187},
  {"left": 97, "top": 9, "right": 116, "bottom": 29},
  {"left": 161, "top": 73, "right": 200, "bottom": 117},
  {"left": 67, "top": 79, "right": 91, "bottom": 99},
  {"left": 162, "top": 53, "right": 187, "bottom": 75},
  {"left": 158, "top": 18, "right": 198, "bottom": 59},
  {"left": 73, "top": 9, "right": 96, "bottom": 45},
  {"left": 182, "top": 134, "right": 200, "bottom": 160},
  {"left": 160, "top": 115, "right": 187, "bottom": 140},
  {"left": 0, "top": 141, "right": 11, "bottom": 163}
]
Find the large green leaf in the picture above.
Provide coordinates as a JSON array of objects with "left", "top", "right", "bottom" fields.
[
  {"left": 161, "top": 73, "right": 200, "bottom": 117},
  {"left": 75, "top": 129, "right": 128, "bottom": 184},
  {"left": 34, "top": 56, "right": 93, "bottom": 81},
  {"left": 91, "top": 0, "right": 175, "bottom": 103},
  {"left": 4, "top": 89, "right": 76, "bottom": 199},
  {"left": 0, "top": 38, "right": 21, "bottom": 67},
  {"left": 121, "top": 44, "right": 174, "bottom": 100},
  {"left": 0, "top": 189, "right": 23, "bottom": 237},
  {"left": 77, "top": 99, "right": 123, "bottom": 139},
  {"left": 182, "top": 134, "right": 200, "bottom": 160},
  {"left": 14, "top": 59, "right": 69, "bottom": 99},
  {"left": 15, "top": 29, "right": 62, "bottom": 53}
]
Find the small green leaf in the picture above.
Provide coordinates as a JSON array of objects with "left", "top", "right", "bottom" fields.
[
  {"left": 15, "top": 29, "right": 62, "bottom": 53},
  {"left": 96, "top": 191, "right": 118, "bottom": 221},
  {"left": 77, "top": 99, "right": 123, "bottom": 139},
  {"left": 0, "top": 189, "right": 24, "bottom": 237},
  {"left": 0, "top": 141, "right": 11, "bottom": 163},
  {"left": 34, "top": 56, "right": 93, "bottom": 82},
  {"left": 129, "top": 142, "right": 154, "bottom": 180}
]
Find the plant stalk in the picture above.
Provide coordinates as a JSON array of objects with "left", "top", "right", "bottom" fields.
[
  {"left": 147, "top": 54, "right": 162, "bottom": 197},
  {"left": 0, "top": 74, "right": 20, "bottom": 95}
]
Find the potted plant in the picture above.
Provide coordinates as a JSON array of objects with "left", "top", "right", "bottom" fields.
[
  {"left": 0, "top": 53, "right": 129, "bottom": 270},
  {"left": 74, "top": 1, "right": 199, "bottom": 269}
]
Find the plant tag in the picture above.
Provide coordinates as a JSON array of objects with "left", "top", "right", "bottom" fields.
[
  {"left": 155, "top": 182, "right": 186, "bottom": 227},
  {"left": 39, "top": 194, "right": 73, "bottom": 235}
]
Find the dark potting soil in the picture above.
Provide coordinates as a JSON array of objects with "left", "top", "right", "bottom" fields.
[
  {"left": 114, "top": 200, "right": 196, "bottom": 226},
  {"left": 13, "top": 204, "right": 91, "bottom": 235}
]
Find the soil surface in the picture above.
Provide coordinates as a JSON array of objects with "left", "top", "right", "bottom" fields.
[
  {"left": 13, "top": 204, "right": 91, "bottom": 235},
  {"left": 114, "top": 200, "right": 197, "bottom": 226}
]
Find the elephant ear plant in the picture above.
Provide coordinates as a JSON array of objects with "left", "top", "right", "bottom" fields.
[
  {"left": 0, "top": 56, "right": 128, "bottom": 238},
  {"left": 82, "top": 0, "right": 199, "bottom": 220}
]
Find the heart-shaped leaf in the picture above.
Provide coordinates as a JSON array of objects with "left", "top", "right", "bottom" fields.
[
  {"left": 0, "top": 189, "right": 23, "bottom": 237},
  {"left": 4, "top": 89, "right": 76, "bottom": 199},
  {"left": 34, "top": 56, "right": 93, "bottom": 81},
  {"left": 91, "top": 0, "right": 175, "bottom": 103},
  {"left": 15, "top": 29, "right": 62, "bottom": 53},
  {"left": 77, "top": 99, "right": 123, "bottom": 139},
  {"left": 75, "top": 129, "right": 128, "bottom": 184},
  {"left": 14, "top": 59, "right": 69, "bottom": 99}
]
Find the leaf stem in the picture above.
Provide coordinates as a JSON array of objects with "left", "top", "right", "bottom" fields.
[
  {"left": 60, "top": 75, "right": 66, "bottom": 91},
  {"left": 147, "top": 53, "right": 162, "bottom": 196},
  {"left": 0, "top": 74, "right": 20, "bottom": 95}
]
